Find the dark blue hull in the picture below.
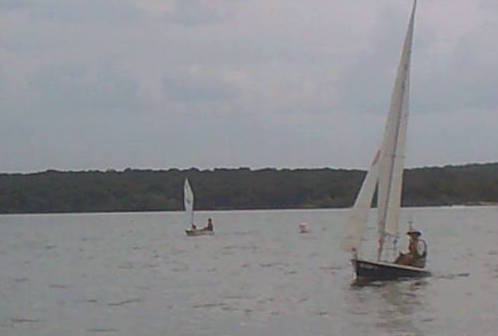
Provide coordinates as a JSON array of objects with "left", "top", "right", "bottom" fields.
[{"left": 353, "top": 258, "right": 430, "bottom": 282}]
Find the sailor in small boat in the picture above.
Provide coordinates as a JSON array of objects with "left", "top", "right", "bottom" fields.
[
  {"left": 202, "top": 218, "right": 213, "bottom": 232},
  {"left": 394, "top": 229, "right": 427, "bottom": 268}
]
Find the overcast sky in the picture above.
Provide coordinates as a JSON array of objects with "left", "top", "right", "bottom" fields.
[{"left": 1, "top": 0, "right": 497, "bottom": 173}]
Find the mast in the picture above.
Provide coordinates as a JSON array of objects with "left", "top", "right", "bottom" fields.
[{"left": 377, "top": 0, "right": 417, "bottom": 260}]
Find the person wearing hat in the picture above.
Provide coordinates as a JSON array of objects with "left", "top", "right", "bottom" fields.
[
  {"left": 202, "top": 218, "right": 213, "bottom": 232},
  {"left": 394, "top": 228, "right": 427, "bottom": 268}
]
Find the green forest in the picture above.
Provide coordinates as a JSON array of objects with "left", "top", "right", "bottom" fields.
[{"left": 1, "top": 163, "right": 497, "bottom": 214}]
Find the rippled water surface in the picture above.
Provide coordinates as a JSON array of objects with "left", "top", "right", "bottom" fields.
[{"left": 1, "top": 207, "right": 498, "bottom": 335}]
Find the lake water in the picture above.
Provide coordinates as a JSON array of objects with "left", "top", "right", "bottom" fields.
[{"left": 1, "top": 207, "right": 497, "bottom": 335}]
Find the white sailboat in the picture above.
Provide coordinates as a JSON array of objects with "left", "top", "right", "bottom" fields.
[
  {"left": 342, "top": 0, "right": 429, "bottom": 281},
  {"left": 183, "top": 178, "right": 213, "bottom": 236}
]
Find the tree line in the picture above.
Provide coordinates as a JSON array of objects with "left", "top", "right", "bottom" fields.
[{"left": 0, "top": 163, "right": 497, "bottom": 214}]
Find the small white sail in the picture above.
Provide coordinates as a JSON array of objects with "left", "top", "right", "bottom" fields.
[
  {"left": 341, "top": 149, "right": 381, "bottom": 253},
  {"left": 184, "top": 178, "right": 194, "bottom": 228},
  {"left": 376, "top": 0, "right": 416, "bottom": 259}
]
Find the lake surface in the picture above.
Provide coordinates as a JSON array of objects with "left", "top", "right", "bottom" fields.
[{"left": 1, "top": 207, "right": 497, "bottom": 335}]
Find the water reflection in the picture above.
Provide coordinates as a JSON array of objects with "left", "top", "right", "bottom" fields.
[
  {"left": 376, "top": 281, "right": 427, "bottom": 335},
  {"left": 348, "top": 279, "right": 431, "bottom": 335}
]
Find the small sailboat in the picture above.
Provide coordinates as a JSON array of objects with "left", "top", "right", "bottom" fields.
[
  {"left": 183, "top": 179, "right": 214, "bottom": 237},
  {"left": 342, "top": 0, "right": 430, "bottom": 282}
]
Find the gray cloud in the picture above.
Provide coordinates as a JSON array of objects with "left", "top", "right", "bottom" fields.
[
  {"left": 162, "top": 0, "right": 232, "bottom": 26},
  {"left": 413, "top": 26, "right": 498, "bottom": 114},
  {"left": 2, "top": 0, "right": 142, "bottom": 23},
  {"left": 28, "top": 62, "right": 143, "bottom": 114},
  {"left": 0, "top": 0, "right": 29, "bottom": 10},
  {"left": 162, "top": 72, "right": 239, "bottom": 102},
  {"left": 1, "top": 0, "right": 497, "bottom": 172}
]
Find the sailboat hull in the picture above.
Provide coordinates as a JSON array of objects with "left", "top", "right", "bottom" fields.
[
  {"left": 185, "top": 229, "right": 214, "bottom": 237},
  {"left": 353, "top": 258, "right": 430, "bottom": 282}
]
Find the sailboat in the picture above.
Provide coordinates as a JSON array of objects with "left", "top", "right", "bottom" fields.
[
  {"left": 342, "top": 0, "right": 430, "bottom": 281},
  {"left": 183, "top": 178, "right": 214, "bottom": 236}
]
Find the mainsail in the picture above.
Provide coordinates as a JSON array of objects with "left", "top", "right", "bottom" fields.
[
  {"left": 184, "top": 178, "right": 194, "bottom": 227},
  {"left": 343, "top": 0, "right": 417, "bottom": 261},
  {"left": 376, "top": 0, "right": 416, "bottom": 260}
]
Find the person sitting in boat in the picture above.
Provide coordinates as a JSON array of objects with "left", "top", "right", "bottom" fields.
[
  {"left": 394, "top": 229, "right": 427, "bottom": 268},
  {"left": 203, "top": 218, "right": 213, "bottom": 232},
  {"left": 191, "top": 223, "right": 197, "bottom": 230}
]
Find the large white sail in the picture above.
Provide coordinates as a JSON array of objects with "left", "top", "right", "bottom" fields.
[
  {"left": 342, "top": 150, "right": 381, "bottom": 254},
  {"left": 184, "top": 178, "right": 194, "bottom": 227},
  {"left": 377, "top": 0, "right": 416, "bottom": 259}
]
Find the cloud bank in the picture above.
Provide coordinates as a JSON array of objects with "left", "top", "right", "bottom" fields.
[{"left": 1, "top": 0, "right": 497, "bottom": 172}]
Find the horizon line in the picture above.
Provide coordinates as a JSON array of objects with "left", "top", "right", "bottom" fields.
[{"left": 1, "top": 160, "right": 497, "bottom": 175}]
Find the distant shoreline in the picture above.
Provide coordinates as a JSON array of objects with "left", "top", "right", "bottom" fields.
[
  {"left": 1, "top": 162, "right": 497, "bottom": 214},
  {"left": 2, "top": 203, "right": 498, "bottom": 216}
]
